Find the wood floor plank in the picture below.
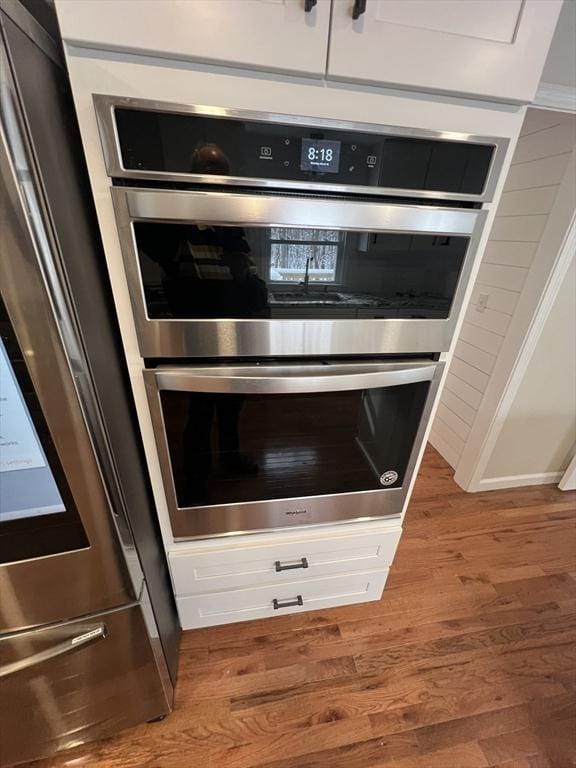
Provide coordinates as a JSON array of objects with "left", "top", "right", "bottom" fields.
[
  {"left": 210, "top": 716, "right": 373, "bottom": 768},
  {"left": 479, "top": 727, "right": 546, "bottom": 764},
  {"left": 24, "top": 446, "right": 576, "bottom": 768},
  {"left": 391, "top": 742, "right": 490, "bottom": 768},
  {"left": 204, "top": 624, "right": 342, "bottom": 662},
  {"left": 260, "top": 601, "right": 571, "bottom": 669},
  {"left": 180, "top": 656, "right": 358, "bottom": 700},
  {"left": 228, "top": 666, "right": 431, "bottom": 712},
  {"left": 353, "top": 613, "right": 576, "bottom": 677},
  {"left": 527, "top": 756, "right": 554, "bottom": 768},
  {"left": 239, "top": 730, "right": 423, "bottom": 768},
  {"left": 411, "top": 705, "right": 532, "bottom": 752}
]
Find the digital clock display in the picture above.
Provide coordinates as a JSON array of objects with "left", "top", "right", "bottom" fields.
[{"left": 300, "top": 138, "right": 341, "bottom": 174}]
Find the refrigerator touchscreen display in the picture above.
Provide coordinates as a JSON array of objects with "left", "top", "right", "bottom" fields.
[{"left": 0, "top": 339, "right": 65, "bottom": 521}]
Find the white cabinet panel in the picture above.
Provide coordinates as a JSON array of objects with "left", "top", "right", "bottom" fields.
[
  {"left": 327, "top": 0, "right": 563, "bottom": 102},
  {"left": 176, "top": 569, "right": 389, "bottom": 628},
  {"left": 169, "top": 527, "right": 401, "bottom": 595},
  {"left": 55, "top": 0, "right": 331, "bottom": 77},
  {"left": 373, "top": 0, "right": 523, "bottom": 43}
]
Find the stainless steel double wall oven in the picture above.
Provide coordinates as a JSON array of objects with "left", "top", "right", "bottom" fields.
[{"left": 97, "top": 97, "right": 506, "bottom": 539}]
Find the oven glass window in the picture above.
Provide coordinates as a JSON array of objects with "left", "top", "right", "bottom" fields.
[
  {"left": 133, "top": 223, "right": 468, "bottom": 320},
  {"left": 0, "top": 302, "right": 89, "bottom": 563},
  {"left": 159, "top": 382, "right": 430, "bottom": 509}
]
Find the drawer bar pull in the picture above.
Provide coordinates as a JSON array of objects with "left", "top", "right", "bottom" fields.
[
  {"left": 275, "top": 557, "right": 309, "bottom": 573},
  {"left": 273, "top": 595, "right": 303, "bottom": 610}
]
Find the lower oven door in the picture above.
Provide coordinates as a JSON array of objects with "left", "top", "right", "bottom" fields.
[{"left": 144, "top": 360, "right": 443, "bottom": 539}]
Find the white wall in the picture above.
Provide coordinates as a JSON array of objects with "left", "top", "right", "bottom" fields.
[
  {"left": 484, "top": 256, "right": 575, "bottom": 480},
  {"left": 430, "top": 108, "right": 576, "bottom": 488},
  {"left": 541, "top": 0, "right": 576, "bottom": 88}
]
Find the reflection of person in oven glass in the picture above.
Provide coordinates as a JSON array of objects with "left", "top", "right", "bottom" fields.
[
  {"left": 180, "top": 143, "right": 260, "bottom": 504},
  {"left": 183, "top": 392, "right": 258, "bottom": 506},
  {"left": 139, "top": 142, "right": 268, "bottom": 319},
  {"left": 186, "top": 142, "right": 268, "bottom": 318}
]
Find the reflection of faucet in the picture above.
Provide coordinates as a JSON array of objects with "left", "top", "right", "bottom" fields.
[{"left": 301, "top": 254, "right": 316, "bottom": 294}]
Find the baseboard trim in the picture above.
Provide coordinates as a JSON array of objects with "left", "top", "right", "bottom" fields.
[
  {"left": 559, "top": 454, "right": 576, "bottom": 491},
  {"left": 534, "top": 83, "right": 576, "bottom": 113},
  {"left": 477, "top": 471, "right": 563, "bottom": 491}
]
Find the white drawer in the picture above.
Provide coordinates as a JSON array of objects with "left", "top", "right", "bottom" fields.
[
  {"left": 176, "top": 569, "right": 389, "bottom": 629},
  {"left": 169, "top": 527, "right": 401, "bottom": 595}
]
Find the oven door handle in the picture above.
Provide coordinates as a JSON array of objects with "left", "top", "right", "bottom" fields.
[
  {"left": 148, "top": 362, "right": 439, "bottom": 394},
  {"left": 117, "top": 187, "right": 481, "bottom": 235}
]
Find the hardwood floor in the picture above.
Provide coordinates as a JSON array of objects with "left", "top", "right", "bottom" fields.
[{"left": 29, "top": 446, "right": 576, "bottom": 768}]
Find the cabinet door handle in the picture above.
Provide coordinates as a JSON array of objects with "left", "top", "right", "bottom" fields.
[
  {"left": 273, "top": 595, "right": 304, "bottom": 610},
  {"left": 352, "top": 0, "right": 367, "bottom": 20},
  {"left": 275, "top": 557, "right": 309, "bottom": 572},
  {"left": 304, "top": 0, "right": 317, "bottom": 11}
]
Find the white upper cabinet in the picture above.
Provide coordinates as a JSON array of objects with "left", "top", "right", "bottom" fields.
[
  {"left": 55, "top": 0, "right": 331, "bottom": 78},
  {"left": 56, "top": 0, "right": 563, "bottom": 103},
  {"left": 327, "top": 0, "right": 563, "bottom": 102}
]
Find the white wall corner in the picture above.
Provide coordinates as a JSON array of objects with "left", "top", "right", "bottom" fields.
[
  {"left": 535, "top": 83, "right": 576, "bottom": 113},
  {"left": 559, "top": 454, "right": 576, "bottom": 491},
  {"left": 453, "top": 149, "right": 576, "bottom": 493}
]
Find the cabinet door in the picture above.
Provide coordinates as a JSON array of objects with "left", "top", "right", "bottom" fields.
[
  {"left": 55, "top": 0, "right": 331, "bottom": 77},
  {"left": 327, "top": 0, "right": 562, "bottom": 102}
]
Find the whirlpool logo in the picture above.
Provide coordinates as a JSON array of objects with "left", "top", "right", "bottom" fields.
[{"left": 285, "top": 509, "right": 308, "bottom": 516}]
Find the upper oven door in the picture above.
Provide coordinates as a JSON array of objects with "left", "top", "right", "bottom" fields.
[{"left": 112, "top": 188, "right": 485, "bottom": 358}]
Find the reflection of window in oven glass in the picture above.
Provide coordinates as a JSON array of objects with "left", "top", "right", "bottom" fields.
[{"left": 268, "top": 228, "right": 341, "bottom": 283}]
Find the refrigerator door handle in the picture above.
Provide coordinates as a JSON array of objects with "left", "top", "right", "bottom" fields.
[{"left": 0, "top": 623, "right": 107, "bottom": 678}]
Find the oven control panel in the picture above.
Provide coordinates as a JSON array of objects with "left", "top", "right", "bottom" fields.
[{"left": 113, "top": 106, "right": 495, "bottom": 196}]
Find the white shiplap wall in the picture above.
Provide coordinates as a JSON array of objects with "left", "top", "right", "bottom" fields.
[{"left": 431, "top": 109, "right": 576, "bottom": 470}]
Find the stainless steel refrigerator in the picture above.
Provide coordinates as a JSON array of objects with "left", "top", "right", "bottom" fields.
[{"left": 0, "top": 2, "right": 180, "bottom": 764}]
